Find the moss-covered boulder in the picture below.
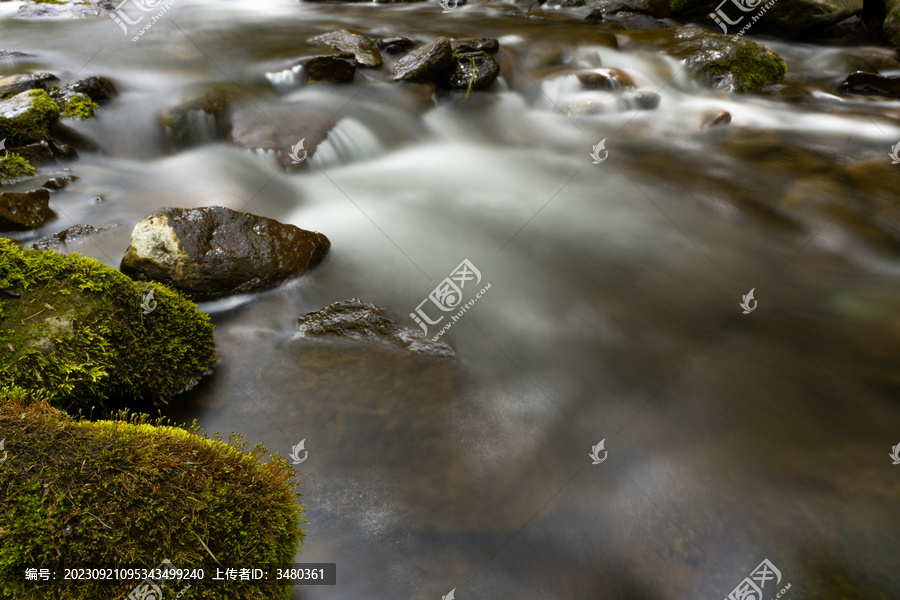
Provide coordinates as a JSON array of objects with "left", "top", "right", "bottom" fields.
[
  {"left": 0, "top": 238, "right": 216, "bottom": 412},
  {"left": 0, "top": 392, "right": 304, "bottom": 600},
  {"left": 0, "top": 152, "right": 37, "bottom": 185},
  {"left": 0, "top": 89, "right": 59, "bottom": 146},
  {"left": 624, "top": 26, "right": 787, "bottom": 92}
]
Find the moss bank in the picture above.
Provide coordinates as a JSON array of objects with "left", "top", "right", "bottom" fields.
[
  {"left": 0, "top": 391, "right": 305, "bottom": 600},
  {"left": 0, "top": 237, "right": 216, "bottom": 412},
  {"left": 0, "top": 152, "right": 37, "bottom": 184}
]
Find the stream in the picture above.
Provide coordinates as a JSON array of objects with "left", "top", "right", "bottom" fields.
[{"left": 3, "top": 0, "right": 900, "bottom": 598}]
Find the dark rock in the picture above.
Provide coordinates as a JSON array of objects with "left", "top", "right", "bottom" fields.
[
  {"left": 308, "top": 29, "right": 383, "bottom": 68},
  {"left": 392, "top": 37, "right": 454, "bottom": 82},
  {"left": 376, "top": 36, "right": 416, "bottom": 54},
  {"left": 120, "top": 206, "right": 331, "bottom": 301},
  {"left": 161, "top": 84, "right": 239, "bottom": 148},
  {"left": 0, "top": 189, "right": 55, "bottom": 230},
  {"left": 62, "top": 76, "right": 117, "bottom": 104},
  {"left": 838, "top": 70, "right": 900, "bottom": 97},
  {"left": 0, "top": 73, "right": 57, "bottom": 98},
  {"left": 292, "top": 298, "right": 456, "bottom": 358},
  {"left": 297, "top": 54, "right": 357, "bottom": 84},
  {"left": 701, "top": 110, "right": 732, "bottom": 128},
  {"left": 577, "top": 67, "right": 636, "bottom": 91},
  {"left": 7, "top": 140, "right": 76, "bottom": 164},
  {"left": 41, "top": 175, "right": 80, "bottom": 191},
  {"left": 443, "top": 51, "right": 501, "bottom": 91},
  {"left": 453, "top": 38, "right": 500, "bottom": 53},
  {"left": 598, "top": 0, "right": 671, "bottom": 16},
  {"left": 623, "top": 27, "right": 787, "bottom": 93},
  {"left": 31, "top": 223, "right": 115, "bottom": 251}
]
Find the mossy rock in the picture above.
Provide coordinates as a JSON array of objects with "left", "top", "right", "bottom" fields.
[
  {"left": 625, "top": 26, "right": 787, "bottom": 93},
  {"left": 58, "top": 93, "right": 99, "bottom": 120},
  {"left": 0, "top": 89, "right": 59, "bottom": 146},
  {"left": 0, "top": 238, "right": 216, "bottom": 412},
  {"left": 0, "top": 152, "right": 37, "bottom": 184},
  {"left": 0, "top": 392, "right": 305, "bottom": 600}
]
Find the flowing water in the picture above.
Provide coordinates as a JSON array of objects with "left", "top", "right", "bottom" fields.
[{"left": 3, "top": 0, "right": 900, "bottom": 598}]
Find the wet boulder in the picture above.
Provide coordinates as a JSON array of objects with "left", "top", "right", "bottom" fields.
[
  {"left": 307, "top": 29, "right": 383, "bottom": 68},
  {"left": 5, "top": 139, "right": 76, "bottom": 164},
  {"left": 443, "top": 50, "right": 501, "bottom": 91},
  {"left": 392, "top": 37, "right": 454, "bottom": 82},
  {"left": 50, "top": 76, "right": 117, "bottom": 119},
  {"left": 577, "top": 67, "right": 636, "bottom": 91},
  {"left": 0, "top": 89, "right": 60, "bottom": 146},
  {"left": 292, "top": 298, "right": 456, "bottom": 358},
  {"left": 623, "top": 27, "right": 787, "bottom": 93},
  {"left": 0, "top": 72, "right": 58, "bottom": 98},
  {"left": 376, "top": 36, "right": 417, "bottom": 54},
  {"left": 120, "top": 206, "right": 331, "bottom": 301},
  {"left": 0, "top": 237, "right": 216, "bottom": 410},
  {"left": 0, "top": 189, "right": 55, "bottom": 230},
  {"left": 838, "top": 70, "right": 900, "bottom": 97}
]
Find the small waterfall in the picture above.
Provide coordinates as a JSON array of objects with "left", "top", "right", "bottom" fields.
[
  {"left": 265, "top": 64, "right": 304, "bottom": 92},
  {"left": 310, "top": 117, "right": 384, "bottom": 167}
]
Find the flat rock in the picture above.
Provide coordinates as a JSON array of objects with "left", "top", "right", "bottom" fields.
[
  {"left": 838, "top": 71, "right": 900, "bottom": 97},
  {"left": 292, "top": 298, "right": 456, "bottom": 358},
  {"left": 307, "top": 29, "right": 383, "bottom": 68},
  {"left": 0, "top": 189, "right": 55, "bottom": 230},
  {"left": 120, "top": 206, "right": 331, "bottom": 300}
]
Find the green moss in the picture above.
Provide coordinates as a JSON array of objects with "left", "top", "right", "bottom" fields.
[
  {"left": 33, "top": 0, "right": 67, "bottom": 4},
  {"left": 0, "top": 152, "right": 37, "bottom": 184},
  {"left": 703, "top": 43, "right": 787, "bottom": 93},
  {"left": 60, "top": 95, "right": 99, "bottom": 120},
  {"left": 0, "top": 238, "right": 217, "bottom": 412},
  {"left": 0, "top": 393, "right": 305, "bottom": 600},
  {"left": 0, "top": 89, "right": 60, "bottom": 146}
]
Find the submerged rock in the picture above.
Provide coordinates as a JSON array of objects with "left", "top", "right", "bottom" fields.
[
  {"left": 297, "top": 54, "right": 358, "bottom": 84},
  {"left": 576, "top": 67, "right": 636, "bottom": 91},
  {"left": 120, "top": 206, "right": 331, "bottom": 300},
  {"left": 0, "top": 238, "right": 216, "bottom": 410},
  {"left": 227, "top": 103, "right": 336, "bottom": 170},
  {"left": 701, "top": 110, "right": 732, "bottom": 128},
  {"left": 0, "top": 189, "right": 55, "bottom": 230},
  {"left": 838, "top": 70, "right": 900, "bottom": 97},
  {"left": 392, "top": 37, "right": 454, "bottom": 82},
  {"left": 31, "top": 223, "right": 117, "bottom": 252},
  {"left": 307, "top": 29, "right": 383, "bottom": 67},
  {"left": 443, "top": 50, "right": 501, "bottom": 91},
  {"left": 376, "top": 36, "right": 417, "bottom": 54},
  {"left": 292, "top": 298, "right": 456, "bottom": 358},
  {"left": 624, "top": 27, "right": 787, "bottom": 93},
  {"left": 161, "top": 84, "right": 239, "bottom": 148}
]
